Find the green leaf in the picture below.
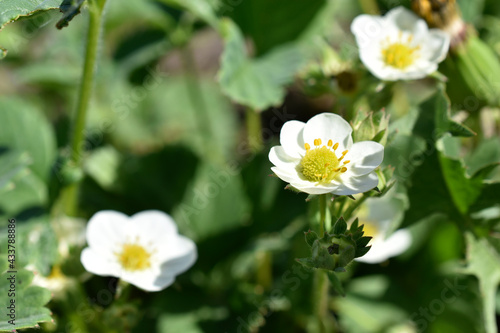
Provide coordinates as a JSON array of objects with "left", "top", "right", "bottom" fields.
[
  {"left": 332, "top": 217, "right": 347, "bottom": 235},
  {"left": 217, "top": 19, "right": 310, "bottom": 111},
  {"left": 228, "top": 0, "right": 326, "bottom": 55},
  {"left": 0, "top": 150, "right": 31, "bottom": 190},
  {"left": 327, "top": 271, "right": 345, "bottom": 297},
  {"left": 0, "top": 269, "right": 52, "bottom": 330},
  {"left": 0, "top": 0, "right": 60, "bottom": 30},
  {"left": 16, "top": 216, "right": 59, "bottom": 275},
  {"left": 0, "top": 166, "right": 47, "bottom": 219},
  {"left": 0, "top": 97, "right": 57, "bottom": 182},
  {"left": 305, "top": 230, "right": 319, "bottom": 247},
  {"left": 460, "top": 233, "right": 500, "bottom": 333},
  {"left": 413, "top": 87, "right": 475, "bottom": 140},
  {"left": 84, "top": 146, "right": 122, "bottom": 192},
  {"left": 438, "top": 154, "right": 495, "bottom": 216}
]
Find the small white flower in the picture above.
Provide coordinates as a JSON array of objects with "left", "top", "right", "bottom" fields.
[
  {"left": 269, "top": 113, "right": 384, "bottom": 195},
  {"left": 354, "top": 196, "right": 412, "bottom": 264},
  {"left": 351, "top": 6, "right": 450, "bottom": 81},
  {"left": 81, "top": 210, "right": 197, "bottom": 292}
]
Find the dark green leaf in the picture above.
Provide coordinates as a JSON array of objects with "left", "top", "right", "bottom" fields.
[{"left": 332, "top": 216, "right": 347, "bottom": 235}]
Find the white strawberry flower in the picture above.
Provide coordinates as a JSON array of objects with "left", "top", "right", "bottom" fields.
[
  {"left": 81, "top": 210, "right": 197, "bottom": 292},
  {"left": 269, "top": 113, "right": 384, "bottom": 195},
  {"left": 351, "top": 6, "right": 450, "bottom": 81},
  {"left": 355, "top": 195, "right": 412, "bottom": 264}
]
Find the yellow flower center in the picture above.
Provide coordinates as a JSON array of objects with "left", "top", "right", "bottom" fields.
[
  {"left": 381, "top": 34, "right": 420, "bottom": 69},
  {"left": 300, "top": 138, "right": 349, "bottom": 184},
  {"left": 116, "top": 243, "right": 152, "bottom": 271}
]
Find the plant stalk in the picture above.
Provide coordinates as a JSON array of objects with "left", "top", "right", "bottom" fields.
[{"left": 63, "top": 0, "right": 107, "bottom": 215}]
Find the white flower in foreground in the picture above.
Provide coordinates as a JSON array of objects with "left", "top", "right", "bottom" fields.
[
  {"left": 351, "top": 6, "right": 450, "bottom": 81},
  {"left": 354, "top": 196, "right": 412, "bottom": 264},
  {"left": 81, "top": 210, "right": 197, "bottom": 292},
  {"left": 269, "top": 113, "right": 384, "bottom": 195}
]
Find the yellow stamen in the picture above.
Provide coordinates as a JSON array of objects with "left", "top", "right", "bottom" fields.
[
  {"left": 300, "top": 140, "right": 350, "bottom": 184},
  {"left": 116, "top": 243, "right": 152, "bottom": 272}
]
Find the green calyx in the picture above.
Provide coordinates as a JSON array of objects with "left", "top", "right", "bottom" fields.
[{"left": 297, "top": 217, "right": 372, "bottom": 272}]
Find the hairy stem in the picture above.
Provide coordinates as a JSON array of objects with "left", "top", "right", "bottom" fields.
[{"left": 64, "top": 0, "right": 107, "bottom": 215}]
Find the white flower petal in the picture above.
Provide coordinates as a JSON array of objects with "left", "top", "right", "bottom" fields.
[
  {"left": 81, "top": 248, "right": 120, "bottom": 276},
  {"left": 159, "top": 239, "right": 197, "bottom": 276},
  {"left": 86, "top": 210, "right": 129, "bottom": 253},
  {"left": 425, "top": 29, "right": 450, "bottom": 63},
  {"left": 269, "top": 146, "right": 300, "bottom": 172},
  {"left": 356, "top": 229, "right": 412, "bottom": 264},
  {"left": 303, "top": 113, "right": 353, "bottom": 150},
  {"left": 351, "top": 14, "right": 386, "bottom": 50},
  {"left": 345, "top": 141, "right": 384, "bottom": 175},
  {"left": 280, "top": 120, "right": 306, "bottom": 158},
  {"left": 121, "top": 268, "right": 175, "bottom": 292},
  {"left": 351, "top": 6, "right": 449, "bottom": 81},
  {"left": 81, "top": 210, "right": 197, "bottom": 292},
  {"left": 127, "top": 210, "right": 179, "bottom": 245},
  {"left": 335, "top": 172, "right": 379, "bottom": 195},
  {"left": 385, "top": 6, "right": 427, "bottom": 34},
  {"left": 271, "top": 167, "right": 340, "bottom": 195}
]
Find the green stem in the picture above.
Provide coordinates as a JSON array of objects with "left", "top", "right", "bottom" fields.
[
  {"left": 311, "top": 194, "right": 332, "bottom": 333},
  {"left": 70, "top": 0, "right": 106, "bottom": 164},
  {"left": 246, "top": 108, "right": 263, "bottom": 153},
  {"left": 64, "top": 0, "right": 107, "bottom": 215},
  {"left": 319, "top": 194, "right": 327, "bottom": 236},
  {"left": 312, "top": 269, "right": 329, "bottom": 333},
  {"left": 343, "top": 194, "right": 370, "bottom": 220}
]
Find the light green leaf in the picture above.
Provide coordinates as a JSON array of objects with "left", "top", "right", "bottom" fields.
[
  {"left": 0, "top": 269, "right": 52, "bottom": 330},
  {"left": 218, "top": 19, "right": 310, "bottom": 111},
  {"left": 0, "top": 150, "right": 31, "bottom": 190},
  {"left": 0, "top": 97, "right": 57, "bottom": 182},
  {"left": 16, "top": 216, "right": 59, "bottom": 275},
  {"left": 460, "top": 233, "right": 500, "bottom": 333},
  {"left": 0, "top": 166, "right": 47, "bottom": 219},
  {"left": 84, "top": 145, "right": 122, "bottom": 192}
]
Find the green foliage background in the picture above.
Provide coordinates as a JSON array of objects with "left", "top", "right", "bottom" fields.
[{"left": 0, "top": 0, "right": 499, "bottom": 332}]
